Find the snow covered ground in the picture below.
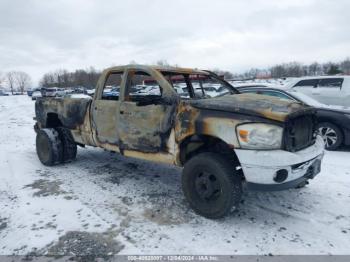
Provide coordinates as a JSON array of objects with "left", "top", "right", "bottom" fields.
[{"left": 0, "top": 96, "right": 349, "bottom": 256}]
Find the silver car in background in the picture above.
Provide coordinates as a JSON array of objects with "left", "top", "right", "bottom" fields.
[
  {"left": 31, "top": 90, "right": 42, "bottom": 100},
  {"left": 42, "top": 87, "right": 66, "bottom": 97}
]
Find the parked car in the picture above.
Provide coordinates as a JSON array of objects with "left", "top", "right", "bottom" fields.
[
  {"left": 71, "top": 87, "right": 87, "bottom": 94},
  {"left": 140, "top": 85, "right": 161, "bottom": 95},
  {"left": 0, "top": 90, "right": 9, "bottom": 96},
  {"left": 191, "top": 83, "right": 231, "bottom": 98},
  {"left": 231, "top": 83, "right": 269, "bottom": 89},
  {"left": 238, "top": 87, "right": 350, "bottom": 150},
  {"left": 173, "top": 84, "right": 190, "bottom": 98},
  {"left": 282, "top": 76, "right": 350, "bottom": 107},
  {"left": 103, "top": 86, "right": 120, "bottom": 99},
  {"left": 28, "top": 88, "right": 41, "bottom": 97},
  {"left": 34, "top": 65, "right": 324, "bottom": 219},
  {"left": 86, "top": 89, "right": 95, "bottom": 96},
  {"left": 41, "top": 87, "right": 66, "bottom": 97},
  {"left": 31, "top": 90, "right": 42, "bottom": 100}
]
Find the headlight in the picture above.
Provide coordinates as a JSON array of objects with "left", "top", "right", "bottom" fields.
[{"left": 237, "top": 123, "right": 283, "bottom": 149}]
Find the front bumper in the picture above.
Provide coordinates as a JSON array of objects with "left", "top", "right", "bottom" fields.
[{"left": 235, "top": 135, "right": 325, "bottom": 191}]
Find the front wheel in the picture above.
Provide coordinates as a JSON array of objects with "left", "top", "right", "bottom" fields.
[{"left": 182, "top": 152, "right": 242, "bottom": 219}]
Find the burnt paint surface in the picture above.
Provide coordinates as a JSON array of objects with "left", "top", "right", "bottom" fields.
[
  {"left": 189, "top": 93, "right": 310, "bottom": 122},
  {"left": 92, "top": 99, "right": 120, "bottom": 145},
  {"left": 35, "top": 97, "right": 91, "bottom": 129},
  {"left": 35, "top": 64, "right": 315, "bottom": 166},
  {"left": 118, "top": 102, "right": 176, "bottom": 153}
]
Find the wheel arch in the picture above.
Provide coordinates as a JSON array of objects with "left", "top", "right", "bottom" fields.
[
  {"left": 45, "top": 112, "right": 63, "bottom": 128},
  {"left": 178, "top": 134, "right": 241, "bottom": 167}
]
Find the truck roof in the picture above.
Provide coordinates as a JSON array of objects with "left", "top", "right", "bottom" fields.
[{"left": 103, "top": 64, "right": 210, "bottom": 75}]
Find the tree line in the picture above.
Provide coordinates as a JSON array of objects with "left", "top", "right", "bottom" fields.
[
  {"left": 39, "top": 67, "right": 100, "bottom": 89},
  {"left": 0, "top": 71, "right": 31, "bottom": 94},
  {"left": 1, "top": 58, "right": 349, "bottom": 93},
  {"left": 33, "top": 58, "right": 350, "bottom": 89},
  {"left": 235, "top": 58, "right": 350, "bottom": 79}
]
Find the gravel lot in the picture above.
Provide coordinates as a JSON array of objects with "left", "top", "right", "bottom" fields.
[{"left": 0, "top": 96, "right": 349, "bottom": 256}]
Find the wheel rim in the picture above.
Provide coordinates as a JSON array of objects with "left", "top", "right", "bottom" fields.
[
  {"left": 194, "top": 171, "right": 222, "bottom": 201},
  {"left": 319, "top": 126, "right": 337, "bottom": 148}
]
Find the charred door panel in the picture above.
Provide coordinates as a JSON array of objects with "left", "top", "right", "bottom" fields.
[
  {"left": 91, "top": 70, "right": 125, "bottom": 147},
  {"left": 92, "top": 100, "right": 120, "bottom": 145},
  {"left": 118, "top": 101, "right": 175, "bottom": 153}
]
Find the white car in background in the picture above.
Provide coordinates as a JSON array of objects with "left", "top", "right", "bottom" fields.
[
  {"left": 86, "top": 89, "right": 95, "bottom": 96},
  {"left": 282, "top": 76, "right": 350, "bottom": 107},
  {"left": 134, "top": 85, "right": 161, "bottom": 96},
  {"left": 42, "top": 87, "right": 66, "bottom": 97},
  {"left": 192, "top": 82, "right": 230, "bottom": 98},
  {"left": 174, "top": 84, "right": 190, "bottom": 98},
  {"left": 31, "top": 90, "right": 42, "bottom": 100}
]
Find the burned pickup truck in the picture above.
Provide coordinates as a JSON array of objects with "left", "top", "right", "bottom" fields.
[{"left": 34, "top": 65, "right": 324, "bottom": 218}]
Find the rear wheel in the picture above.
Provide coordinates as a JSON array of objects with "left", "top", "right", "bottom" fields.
[
  {"left": 182, "top": 152, "right": 242, "bottom": 219},
  {"left": 56, "top": 127, "right": 77, "bottom": 162},
  {"left": 318, "top": 122, "right": 343, "bottom": 150},
  {"left": 36, "top": 128, "right": 63, "bottom": 166}
]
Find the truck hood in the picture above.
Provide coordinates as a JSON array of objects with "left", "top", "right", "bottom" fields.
[{"left": 189, "top": 93, "right": 311, "bottom": 122}]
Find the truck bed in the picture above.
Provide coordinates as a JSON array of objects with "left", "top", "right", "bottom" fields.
[{"left": 35, "top": 96, "right": 92, "bottom": 129}]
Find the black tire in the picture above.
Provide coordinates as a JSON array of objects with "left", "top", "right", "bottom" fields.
[
  {"left": 56, "top": 127, "right": 77, "bottom": 163},
  {"left": 318, "top": 122, "right": 343, "bottom": 150},
  {"left": 36, "top": 128, "right": 63, "bottom": 166},
  {"left": 295, "top": 180, "right": 309, "bottom": 189},
  {"left": 182, "top": 152, "right": 242, "bottom": 219}
]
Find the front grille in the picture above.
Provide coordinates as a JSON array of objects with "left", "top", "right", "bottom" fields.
[{"left": 284, "top": 114, "right": 317, "bottom": 152}]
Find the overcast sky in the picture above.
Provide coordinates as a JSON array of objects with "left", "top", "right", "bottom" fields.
[{"left": 0, "top": 0, "right": 349, "bottom": 84}]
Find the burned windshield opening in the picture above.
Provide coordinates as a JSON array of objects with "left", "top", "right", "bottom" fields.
[{"left": 159, "top": 71, "right": 239, "bottom": 99}]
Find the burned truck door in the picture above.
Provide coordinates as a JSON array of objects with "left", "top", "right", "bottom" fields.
[
  {"left": 118, "top": 69, "right": 176, "bottom": 153},
  {"left": 91, "top": 71, "right": 125, "bottom": 146}
]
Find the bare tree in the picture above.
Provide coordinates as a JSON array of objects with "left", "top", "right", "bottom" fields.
[
  {"left": 0, "top": 72, "right": 4, "bottom": 87},
  {"left": 270, "top": 64, "right": 286, "bottom": 78},
  {"left": 40, "top": 72, "right": 55, "bottom": 87},
  {"left": 156, "top": 59, "right": 169, "bottom": 66},
  {"left": 340, "top": 58, "right": 350, "bottom": 75},
  {"left": 322, "top": 62, "right": 334, "bottom": 75},
  {"left": 6, "top": 71, "right": 17, "bottom": 94},
  {"left": 15, "top": 71, "right": 31, "bottom": 94},
  {"left": 308, "top": 62, "right": 321, "bottom": 76},
  {"left": 286, "top": 62, "right": 303, "bottom": 77},
  {"left": 39, "top": 68, "right": 101, "bottom": 89},
  {"left": 211, "top": 68, "right": 234, "bottom": 79}
]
